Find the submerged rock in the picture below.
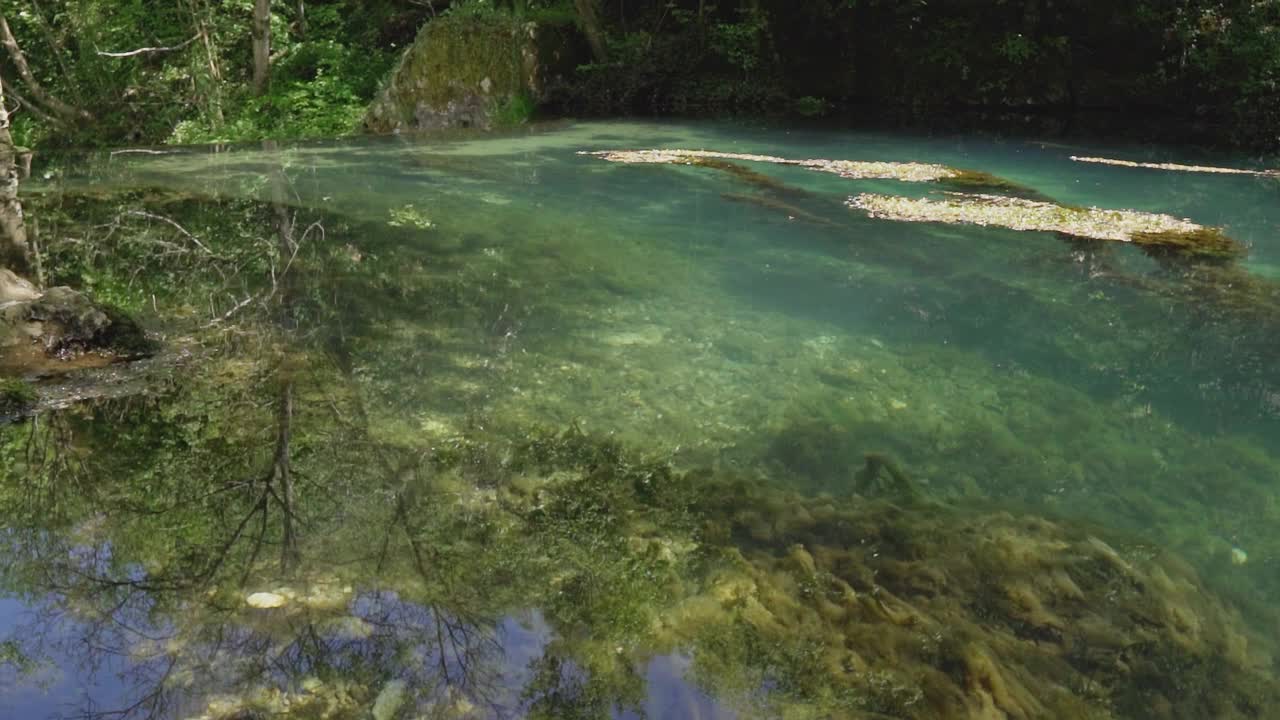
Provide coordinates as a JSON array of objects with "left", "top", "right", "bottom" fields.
[{"left": 245, "top": 592, "right": 287, "bottom": 609}]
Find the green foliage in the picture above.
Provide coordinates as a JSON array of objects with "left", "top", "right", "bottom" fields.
[
  {"left": 554, "top": 3, "right": 785, "bottom": 117},
  {"left": 6, "top": 0, "right": 407, "bottom": 147},
  {"left": 792, "top": 95, "right": 829, "bottom": 118},
  {"left": 444, "top": 0, "right": 506, "bottom": 18},
  {"left": 5, "top": 0, "right": 1279, "bottom": 153},
  {"left": 0, "top": 379, "right": 36, "bottom": 415}
]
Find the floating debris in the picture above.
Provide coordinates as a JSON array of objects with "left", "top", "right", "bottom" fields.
[
  {"left": 1070, "top": 155, "right": 1280, "bottom": 177},
  {"left": 848, "top": 192, "right": 1242, "bottom": 258}
]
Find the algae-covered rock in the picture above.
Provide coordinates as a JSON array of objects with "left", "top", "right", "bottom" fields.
[{"left": 364, "top": 14, "right": 578, "bottom": 133}]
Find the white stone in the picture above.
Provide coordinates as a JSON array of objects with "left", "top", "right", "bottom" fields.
[{"left": 246, "top": 591, "right": 287, "bottom": 608}]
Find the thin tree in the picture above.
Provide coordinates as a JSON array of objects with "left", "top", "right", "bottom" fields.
[
  {"left": 252, "top": 0, "right": 272, "bottom": 95},
  {"left": 0, "top": 12, "right": 91, "bottom": 124}
]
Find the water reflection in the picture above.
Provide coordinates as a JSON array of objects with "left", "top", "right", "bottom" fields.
[{"left": 2, "top": 122, "right": 1280, "bottom": 718}]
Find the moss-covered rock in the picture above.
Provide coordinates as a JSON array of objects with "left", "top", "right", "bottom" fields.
[
  {"left": 364, "top": 14, "right": 578, "bottom": 133},
  {"left": 1, "top": 285, "right": 154, "bottom": 364}
]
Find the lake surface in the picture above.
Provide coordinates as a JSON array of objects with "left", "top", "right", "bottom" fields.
[{"left": 3, "top": 120, "right": 1279, "bottom": 719}]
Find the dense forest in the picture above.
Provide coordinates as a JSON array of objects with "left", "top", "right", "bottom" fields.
[{"left": 0, "top": 0, "right": 1278, "bottom": 150}]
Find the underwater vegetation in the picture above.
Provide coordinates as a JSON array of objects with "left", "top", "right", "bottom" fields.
[
  {"left": 381, "top": 429, "right": 1280, "bottom": 719},
  {"left": 90, "top": 419, "right": 1280, "bottom": 720},
  {"left": 849, "top": 192, "right": 1242, "bottom": 260}
]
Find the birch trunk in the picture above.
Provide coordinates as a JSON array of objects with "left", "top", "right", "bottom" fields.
[{"left": 0, "top": 74, "right": 33, "bottom": 278}]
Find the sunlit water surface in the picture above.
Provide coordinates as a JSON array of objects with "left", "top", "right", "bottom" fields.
[{"left": 3, "top": 121, "right": 1279, "bottom": 719}]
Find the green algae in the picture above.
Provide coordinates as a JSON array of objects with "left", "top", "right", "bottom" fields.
[
  {"left": 720, "top": 191, "right": 840, "bottom": 227},
  {"left": 939, "top": 168, "right": 1053, "bottom": 201},
  {"left": 853, "top": 451, "right": 920, "bottom": 499}
]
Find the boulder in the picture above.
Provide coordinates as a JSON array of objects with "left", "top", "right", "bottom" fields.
[
  {"left": 0, "top": 268, "right": 40, "bottom": 303},
  {"left": 1, "top": 283, "right": 152, "bottom": 360},
  {"left": 364, "top": 13, "right": 578, "bottom": 133}
]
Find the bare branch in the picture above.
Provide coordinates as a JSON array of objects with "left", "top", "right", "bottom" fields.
[
  {"left": 122, "top": 210, "right": 216, "bottom": 255},
  {"left": 109, "top": 149, "right": 177, "bottom": 157},
  {"left": 203, "top": 293, "right": 259, "bottom": 327},
  {"left": 97, "top": 35, "right": 199, "bottom": 58}
]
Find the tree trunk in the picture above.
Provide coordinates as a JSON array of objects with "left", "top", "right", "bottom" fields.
[
  {"left": 574, "top": 0, "right": 608, "bottom": 63},
  {"left": 0, "top": 12, "right": 91, "bottom": 124},
  {"left": 0, "top": 74, "right": 33, "bottom": 278},
  {"left": 295, "top": 0, "right": 307, "bottom": 39},
  {"left": 252, "top": 0, "right": 272, "bottom": 96}
]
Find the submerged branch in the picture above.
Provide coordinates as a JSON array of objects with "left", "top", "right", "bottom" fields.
[
  {"left": 1070, "top": 155, "right": 1280, "bottom": 177},
  {"left": 122, "top": 209, "right": 217, "bottom": 255}
]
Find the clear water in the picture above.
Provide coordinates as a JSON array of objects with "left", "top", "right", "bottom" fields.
[{"left": 2, "top": 120, "right": 1279, "bottom": 719}]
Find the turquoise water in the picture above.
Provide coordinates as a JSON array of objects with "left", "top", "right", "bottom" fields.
[{"left": 2, "top": 120, "right": 1279, "bottom": 718}]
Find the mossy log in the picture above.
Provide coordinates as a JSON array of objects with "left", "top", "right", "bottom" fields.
[
  {"left": 850, "top": 191, "right": 1243, "bottom": 260},
  {"left": 582, "top": 148, "right": 1046, "bottom": 200}
]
